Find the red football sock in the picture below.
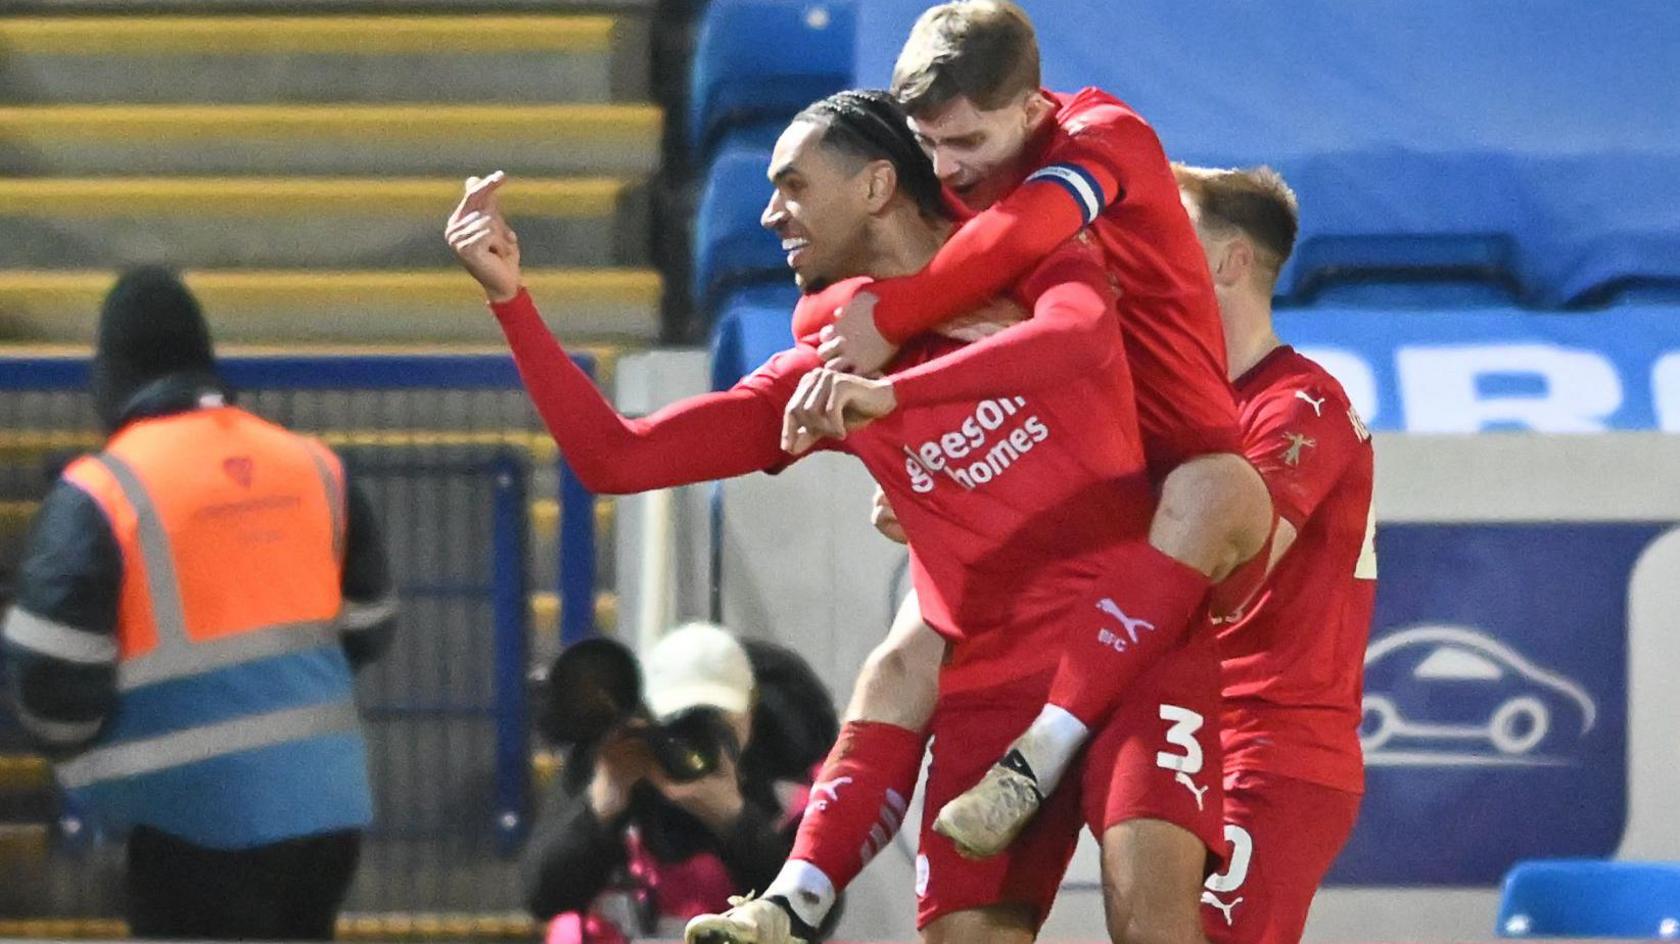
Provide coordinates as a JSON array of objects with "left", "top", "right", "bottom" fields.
[
  {"left": 1047, "top": 540, "right": 1211, "bottom": 727},
  {"left": 789, "top": 720, "right": 926, "bottom": 890}
]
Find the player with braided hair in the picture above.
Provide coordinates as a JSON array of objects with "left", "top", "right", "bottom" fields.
[{"left": 452, "top": 89, "right": 1225, "bottom": 944}]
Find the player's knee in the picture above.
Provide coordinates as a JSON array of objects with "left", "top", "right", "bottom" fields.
[
  {"left": 850, "top": 640, "right": 937, "bottom": 727},
  {"left": 1103, "top": 891, "right": 1206, "bottom": 944},
  {"left": 922, "top": 905, "right": 1035, "bottom": 944},
  {"left": 860, "top": 643, "right": 912, "bottom": 694},
  {"left": 1157, "top": 454, "right": 1272, "bottom": 575},
  {"left": 1115, "top": 914, "right": 1207, "bottom": 944},
  {"left": 1100, "top": 821, "right": 1212, "bottom": 944}
]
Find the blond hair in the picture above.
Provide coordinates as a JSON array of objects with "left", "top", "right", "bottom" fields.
[{"left": 1175, "top": 164, "right": 1300, "bottom": 285}]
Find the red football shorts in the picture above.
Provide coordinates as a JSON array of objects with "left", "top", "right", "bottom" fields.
[
  {"left": 1200, "top": 769, "right": 1363, "bottom": 944},
  {"left": 916, "top": 673, "right": 1082, "bottom": 931},
  {"left": 916, "top": 632, "right": 1227, "bottom": 930},
  {"left": 1079, "top": 628, "right": 1227, "bottom": 862}
]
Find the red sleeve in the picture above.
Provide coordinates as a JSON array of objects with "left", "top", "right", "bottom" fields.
[
  {"left": 1242, "top": 380, "right": 1369, "bottom": 527},
  {"left": 890, "top": 244, "right": 1120, "bottom": 407},
  {"left": 868, "top": 113, "right": 1154, "bottom": 343},
  {"left": 491, "top": 288, "right": 813, "bottom": 493},
  {"left": 789, "top": 277, "right": 875, "bottom": 344}
]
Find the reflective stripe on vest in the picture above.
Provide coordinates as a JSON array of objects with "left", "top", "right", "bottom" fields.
[
  {"left": 91, "top": 451, "right": 343, "bottom": 692},
  {"left": 57, "top": 700, "right": 360, "bottom": 789}
]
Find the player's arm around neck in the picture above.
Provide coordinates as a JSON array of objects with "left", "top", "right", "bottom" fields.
[
  {"left": 846, "top": 179, "right": 1093, "bottom": 356},
  {"left": 888, "top": 251, "right": 1119, "bottom": 408}
]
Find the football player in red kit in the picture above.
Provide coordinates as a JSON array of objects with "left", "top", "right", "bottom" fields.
[
  {"left": 804, "top": 1, "right": 1275, "bottom": 856},
  {"left": 1173, "top": 165, "right": 1375, "bottom": 944},
  {"left": 814, "top": 164, "right": 1377, "bottom": 943},
  {"left": 762, "top": 165, "right": 1377, "bottom": 940},
  {"left": 449, "top": 90, "right": 1225, "bottom": 944}
]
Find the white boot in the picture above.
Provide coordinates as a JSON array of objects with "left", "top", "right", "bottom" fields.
[
  {"left": 685, "top": 893, "right": 809, "bottom": 944},
  {"left": 932, "top": 750, "right": 1045, "bottom": 858}
]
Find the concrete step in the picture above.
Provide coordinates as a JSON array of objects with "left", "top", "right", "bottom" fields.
[
  {"left": 0, "top": 176, "right": 649, "bottom": 269},
  {"left": 0, "top": 268, "right": 661, "bottom": 344},
  {"left": 0, "top": 500, "right": 32, "bottom": 531},
  {"left": 0, "top": 104, "right": 662, "bottom": 176},
  {"left": 0, "top": 823, "right": 49, "bottom": 867},
  {"left": 0, "top": 919, "right": 126, "bottom": 940},
  {"left": 339, "top": 913, "right": 536, "bottom": 941},
  {"left": 0, "top": 15, "right": 647, "bottom": 105},
  {"left": 0, "top": 755, "right": 51, "bottom": 793},
  {"left": 0, "top": 915, "right": 536, "bottom": 941}
]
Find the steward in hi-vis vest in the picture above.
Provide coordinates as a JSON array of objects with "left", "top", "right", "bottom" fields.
[{"left": 2, "top": 268, "right": 397, "bottom": 941}]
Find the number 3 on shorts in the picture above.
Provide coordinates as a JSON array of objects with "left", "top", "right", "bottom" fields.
[
  {"left": 1156, "top": 704, "right": 1205, "bottom": 775},
  {"left": 1156, "top": 704, "right": 1213, "bottom": 810}
]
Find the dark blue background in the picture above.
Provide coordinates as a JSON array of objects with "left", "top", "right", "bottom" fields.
[{"left": 1328, "top": 523, "right": 1666, "bottom": 885}]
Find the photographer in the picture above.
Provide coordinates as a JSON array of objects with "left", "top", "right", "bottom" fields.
[{"left": 524, "top": 623, "right": 840, "bottom": 943}]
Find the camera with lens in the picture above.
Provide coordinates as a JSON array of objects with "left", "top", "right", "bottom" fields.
[{"left": 536, "top": 637, "right": 741, "bottom": 784}]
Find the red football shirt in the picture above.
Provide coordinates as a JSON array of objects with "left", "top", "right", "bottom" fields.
[
  {"left": 492, "top": 242, "right": 1153, "bottom": 697},
  {"left": 867, "top": 87, "right": 1239, "bottom": 472},
  {"left": 756, "top": 246, "right": 1155, "bottom": 695},
  {"left": 1217, "top": 346, "right": 1377, "bottom": 793}
]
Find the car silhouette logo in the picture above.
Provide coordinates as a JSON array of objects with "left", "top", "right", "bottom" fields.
[{"left": 1360, "top": 625, "right": 1597, "bottom": 766}]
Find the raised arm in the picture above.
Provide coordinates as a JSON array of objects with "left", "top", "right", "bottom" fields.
[
  {"left": 447, "top": 172, "right": 801, "bottom": 494},
  {"left": 491, "top": 290, "right": 799, "bottom": 493}
]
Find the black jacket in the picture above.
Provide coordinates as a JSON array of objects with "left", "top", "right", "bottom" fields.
[{"left": 522, "top": 638, "right": 841, "bottom": 939}]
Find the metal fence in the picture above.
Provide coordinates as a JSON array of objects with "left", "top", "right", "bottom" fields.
[{"left": 0, "top": 353, "right": 599, "bottom": 927}]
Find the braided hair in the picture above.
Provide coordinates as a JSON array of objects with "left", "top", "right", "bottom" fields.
[{"left": 792, "top": 88, "right": 948, "bottom": 220}]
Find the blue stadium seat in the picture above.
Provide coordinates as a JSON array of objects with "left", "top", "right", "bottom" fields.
[
  {"left": 1297, "top": 276, "right": 1520, "bottom": 310},
  {"left": 693, "top": 147, "right": 785, "bottom": 315},
  {"left": 709, "top": 283, "right": 801, "bottom": 390},
  {"left": 689, "top": 0, "right": 856, "bottom": 162},
  {"left": 710, "top": 122, "right": 789, "bottom": 162},
  {"left": 1496, "top": 859, "right": 1680, "bottom": 938},
  {"left": 853, "top": 0, "right": 1680, "bottom": 307}
]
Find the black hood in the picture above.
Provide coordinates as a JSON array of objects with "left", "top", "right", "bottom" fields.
[
  {"left": 91, "top": 267, "right": 218, "bottom": 433},
  {"left": 739, "top": 638, "right": 840, "bottom": 783}
]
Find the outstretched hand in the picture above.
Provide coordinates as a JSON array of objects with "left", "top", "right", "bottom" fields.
[{"left": 446, "top": 171, "right": 522, "bottom": 303}]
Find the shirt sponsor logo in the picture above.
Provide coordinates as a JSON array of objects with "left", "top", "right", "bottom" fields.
[{"left": 903, "top": 396, "right": 1051, "bottom": 493}]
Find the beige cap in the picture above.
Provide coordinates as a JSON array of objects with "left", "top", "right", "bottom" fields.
[{"left": 642, "top": 622, "right": 754, "bottom": 720}]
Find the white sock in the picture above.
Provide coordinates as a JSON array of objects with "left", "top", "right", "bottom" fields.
[
  {"left": 1008, "top": 704, "right": 1089, "bottom": 794},
  {"left": 763, "top": 859, "right": 836, "bottom": 929}
]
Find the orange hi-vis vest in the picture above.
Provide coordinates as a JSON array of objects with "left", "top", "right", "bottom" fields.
[{"left": 56, "top": 404, "right": 373, "bottom": 847}]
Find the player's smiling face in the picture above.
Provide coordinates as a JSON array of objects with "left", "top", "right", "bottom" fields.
[
  {"left": 909, "top": 93, "right": 1044, "bottom": 210},
  {"left": 763, "top": 120, "right": 876, "bottom": 291}
]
